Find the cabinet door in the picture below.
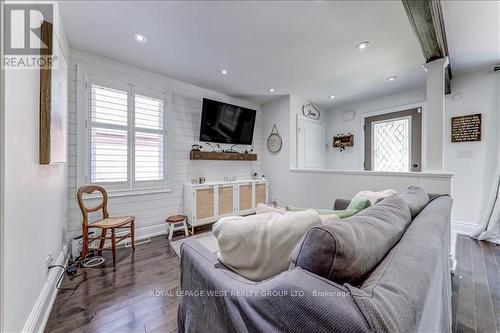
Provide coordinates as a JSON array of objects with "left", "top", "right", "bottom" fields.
[
  {"left": 255, "top": 183, "right": 267, "bottom": 205},
  {"left": 196, "top": 187, "right": 215, "bottom": 220},
  {"left": 239, "top": 184, "right": 253, "bottom": 211},
  {"left": 218, "top": 185, "right": 234, "bottom": 216}
]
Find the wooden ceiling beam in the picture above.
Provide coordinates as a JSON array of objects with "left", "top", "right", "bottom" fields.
[{"left": 402, "top": 0, "right": 452, "bottom": 94}]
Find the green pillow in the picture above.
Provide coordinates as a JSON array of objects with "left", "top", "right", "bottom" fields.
[{"left": 346, "top": 197, "right": 371, "bottom": 211}]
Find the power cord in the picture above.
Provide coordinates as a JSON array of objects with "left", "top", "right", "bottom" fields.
[
  {"left": 49, "top": 263, "right": 87, "bottom": 291},
  {"left": 48, "top": 251, "right": 106, "bottom": 292}
]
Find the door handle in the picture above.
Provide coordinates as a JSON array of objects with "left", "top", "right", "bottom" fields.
[{"left": 412, "top": 163, "right": 419, "bottom": 168}]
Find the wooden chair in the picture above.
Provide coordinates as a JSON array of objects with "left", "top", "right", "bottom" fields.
[{"left": 77, "top": 185, "right": 135, "bottom": 266}]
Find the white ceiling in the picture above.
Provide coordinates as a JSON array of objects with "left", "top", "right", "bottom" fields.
[
  {"left": 442, "top": 0, "right": 500, "bottom": 73},
  {"left": 60, "top": 1, "right": 487, "bottom": 108}
]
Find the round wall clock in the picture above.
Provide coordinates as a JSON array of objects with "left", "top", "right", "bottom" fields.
[{"left": 267, "top": 124, "right": 282, "bottom": 153}]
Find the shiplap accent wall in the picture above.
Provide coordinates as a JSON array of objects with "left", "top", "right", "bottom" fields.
[{"left": 67, "top": 51, "right": 263, "bottom": 240}]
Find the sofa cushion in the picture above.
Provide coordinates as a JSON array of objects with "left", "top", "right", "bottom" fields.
[
  {"left": 286, "top": 197, "right": 369, "bottom": 219},
  {"left": 213, "top": 211, "right": 321, "bottom": 281},
  {"left": 350, "top": 195, "right": 453, "bottom": 333},
  {"left": 346, "top": 196, "right": 371, "bottom": 211},
  {"left": 291, "top": 195, "right": 411, "bottom": 285},
  {"left": 351, "top": 189, "right": 397, "bottom": 206},
  {"left": 398, "top": 186, "right": 430, "bottom": 218}
]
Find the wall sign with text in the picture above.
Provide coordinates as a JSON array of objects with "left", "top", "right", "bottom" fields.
[{"left": 451, "top": 114, "right": 481, "bottom": 143}]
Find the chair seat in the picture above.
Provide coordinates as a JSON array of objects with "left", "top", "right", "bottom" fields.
[
  {"left": 166, "top": 215, "right": 187, "bottom": 223},
  {"left": 91, "top": 216, "right": 134, "bottom": 228}
]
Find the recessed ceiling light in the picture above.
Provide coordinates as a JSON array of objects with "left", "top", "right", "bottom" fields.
[
  {"left": 329, "top": 95, "right": 336, "bottom": 99},
  {"left": 221, "top": 69, "right": 228, "bottom": 75},
  {"left": 132, "top": 32, "right": 147, "bottom": 43},
  {"left": 356, "top": 41, "right": 370, "bottom": 50},
  {"left": 387, "top": 76, "right": 397, "bottom": 81},
  {"left": 269, "top": 88, "right": 275, "bottom": 93}
]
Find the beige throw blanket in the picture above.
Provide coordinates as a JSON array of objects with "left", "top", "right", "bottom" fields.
[{"left": 213, "top": 211, "right": 321, "bottom": 281}]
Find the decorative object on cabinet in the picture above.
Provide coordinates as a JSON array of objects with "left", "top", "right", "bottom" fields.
[
  {"left": 184, "top": 179, "right": 269, "bottom": 234},
  {"left": 267, "top": 124, "right": 282, "bottom": 153},
  {"left": 191, "top": 144, "right": 202, "bottom": 151},
  {"left": 190, "top": 150, "right": 257, "bottom": 161},
  {"left": 333, "top": 134, "right": 354, "bottom": 151},
  {"left": 302, "top": 103, "right": 321, "bottom": 120}
]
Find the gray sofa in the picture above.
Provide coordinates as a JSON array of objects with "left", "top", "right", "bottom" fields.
[{"left": 178, "top": 188, "right": 453, "bottom": 333}]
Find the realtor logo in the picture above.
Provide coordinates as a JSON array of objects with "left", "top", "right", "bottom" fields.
[
  {"left": 4, "top": 3, "right": 53, "bottom": 55},
  {"left": 3, "top": 2, "right": 58, "bottom": 69}
]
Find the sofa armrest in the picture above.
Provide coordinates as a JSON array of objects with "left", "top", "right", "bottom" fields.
[
  {"left": 178, "top": 239, "right": 371, "bottom": 333},
  {"left": 334, "top": 198, "right": 351, "bottom": 210}
]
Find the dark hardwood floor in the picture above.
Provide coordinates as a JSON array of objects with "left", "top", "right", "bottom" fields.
[
  {"left": 45, "top": 233, "right": 499, "bottom": 333},
  {"left": 45, "top": 235, "right": 183, "bottom": 333},
  {"left": 453, "top": 235, "right": 500, "bottom": 333}
]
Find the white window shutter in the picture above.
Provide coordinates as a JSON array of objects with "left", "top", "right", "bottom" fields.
[
  {"left": 90, "top": 84, "right": 128, "bottom": 183},
  {"left": 135, "top": 94, "right": 164, "bottom": 182}
]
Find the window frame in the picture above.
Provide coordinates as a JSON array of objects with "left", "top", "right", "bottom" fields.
[
  {"left": 77, "top": 65, "right": 171, "bottom": 195},
  {"left": 370, "top": 115, "right": 412, "bottom": 172}
]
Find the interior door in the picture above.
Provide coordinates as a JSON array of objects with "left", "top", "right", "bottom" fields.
[
  {"left": 364, "top": 108, "right": 422, "bottom": 172},
  {"left": 297, "top": 117, "right": 325, "bottom": 169}
]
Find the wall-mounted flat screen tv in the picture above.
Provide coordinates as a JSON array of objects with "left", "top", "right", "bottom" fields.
[{"left": 199, "top": 98, "right": 256, "bottom": 145}]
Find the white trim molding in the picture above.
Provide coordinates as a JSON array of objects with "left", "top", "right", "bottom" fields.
[
  {"left": 290, "top": 167, "right": 453, "bottom": 179},
  {"left": 452, "top": 220, "right": 477, "bottom": 236},
  {"left": 22, "top": 247, "right": 69, "bottom": 333}
]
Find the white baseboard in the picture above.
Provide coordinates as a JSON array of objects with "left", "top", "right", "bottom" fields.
[
  {"left": 23, "top": 223, "right": 167, "bottom": 333},
  {"left": 134, "top": 223, "right": 167, "bottom": 240},
  {"left": 452, "top": 220, "right": 477, "bottom": 236},
  {"left": 22, "top": 246, "right": 69, "bottom": 333}
]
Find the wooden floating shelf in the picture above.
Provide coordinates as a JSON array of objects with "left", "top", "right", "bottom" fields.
[{"left": 190, "top": 151, "right": 257, "bottom": 161}]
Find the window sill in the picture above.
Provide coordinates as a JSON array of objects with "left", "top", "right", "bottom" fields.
[{"left": 84, "top": 187, "right": 173, "bottom": 199}]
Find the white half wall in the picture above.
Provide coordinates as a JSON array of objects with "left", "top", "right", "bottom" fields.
[{"left": 262, "top": 95, "right": 452, "bottom": 209}]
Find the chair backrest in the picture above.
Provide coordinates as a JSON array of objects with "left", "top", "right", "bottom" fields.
[{"left": 77, "top": 185, "right": 109, "bottom": 226}]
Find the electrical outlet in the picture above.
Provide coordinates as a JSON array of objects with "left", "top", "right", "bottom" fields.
[{"left": 46, "top": 252, "right": 53, "bottom": 271}]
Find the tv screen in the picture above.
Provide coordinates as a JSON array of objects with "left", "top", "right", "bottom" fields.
[{"left": 199, "top": 98, "right": 256, "bottom": 145}]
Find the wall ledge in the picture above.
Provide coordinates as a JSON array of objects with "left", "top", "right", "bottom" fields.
[{"left": 290, "top": 168, "right": 454, "bottom": 179}]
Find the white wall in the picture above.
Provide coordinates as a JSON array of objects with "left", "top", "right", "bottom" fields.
[
  {"left": 444, "top": 69, "right": 499, "bottom": 225},
  {"left": 66, "top": 51, "right": 263, "bottom": 239},
  {"left": 324, "top": 67, "right": 499, "bottom": 225},
  {"left": 262, "top": 95, "right": 451, "bottom": 209},
  {"left": 262, "top": 96, "right": 290, "bottom": 201},
  {"left": 325, "top": 87, "right": 426, "bottom": 170},
  {"left": 2, "top": 11, "right": 69, "bottom": 333}
]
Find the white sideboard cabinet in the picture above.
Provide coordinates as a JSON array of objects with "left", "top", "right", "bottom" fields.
[{"left": 184, "top": 179, "right": 268, "bottom": 234}]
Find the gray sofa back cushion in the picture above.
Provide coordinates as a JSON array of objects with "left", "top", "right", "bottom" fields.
[
  {"left": 350, "top": 195, "right": 453, "bottom": 333},
  {"left": 291, "top": 195, "right": 411, "bottom": 285},
  {"left": 398, "top": 186, "right": 430, "bottom": 218}
]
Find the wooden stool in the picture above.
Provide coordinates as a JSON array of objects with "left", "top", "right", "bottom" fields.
[{"left": 166, "top": 215, "right": 188, "bottom": 240}]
